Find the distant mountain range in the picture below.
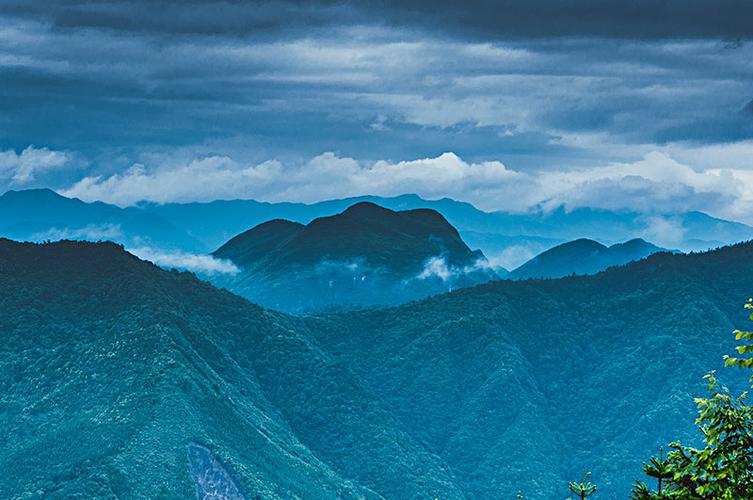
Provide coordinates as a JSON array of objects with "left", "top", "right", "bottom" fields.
[
  {"left": 508, "top": 238, "right": 669, "bottom": 280},
  {"left": 3, "top": 188, "right": 752, "bottom": 271},
  {"left": 2, "top": 238, "right": 750, "bottom": 498},
  {"left": 212, "top": 202, "right": 498, "bottom": 312},
  {"left": 0, "top": 188, "right": 205, "bottom": 253}
]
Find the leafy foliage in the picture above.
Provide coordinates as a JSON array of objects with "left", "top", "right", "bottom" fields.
[
  {"left": 568, "top": 472, "right": 597, "bottom": 499},
  {"left": 628, "top": 302, "right": 753, "bottom": 499},
  {"left": 724, "top": 298, "right": 753, "bottom": 376},
  {"left": 663, "top": 371, "right": 753, "bottom": 498}
]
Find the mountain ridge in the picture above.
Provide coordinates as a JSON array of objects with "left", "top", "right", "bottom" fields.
[
  {"left": 3, "top": 188, "right": 752, "bottom": 271},
  {"left": 509, "top": 237, "right": 669, "bottom": 280},
  {"left": 2, "top": 237, "right": 753, "bottom": 498},
  {"left": 212, "top": 202, "right": 497, "bottom": 311}
]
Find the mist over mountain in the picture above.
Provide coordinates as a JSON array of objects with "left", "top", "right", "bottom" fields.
[
  {"left": 143, "top": 194, "right": 753, "bottom": 267},
  {"left": 2, "top": 238, "right": 751, "bottom": 498},
  {"left": 212, "top": 202, "right": 498, "bottom": 312},
  {"left": 0, "top": 189, "right": 206, "bottom": 253},
  {"left": 509, "top": 238, "right": 669, "bottom": 280},
  {"left": 7, "top": 0, "right": 753, "bottom": 497},
  {"left": 3, "top": 189, "right": 753, "bottom": 273}
]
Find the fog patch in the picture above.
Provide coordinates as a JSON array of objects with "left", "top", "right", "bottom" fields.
[
  {"left": 416, "top": 255, "right": 498, "bottom": 282},
  {"left": 418, "top": 256, "right": 452, "bottom": 281},
  {"left": 30, "top": 223, "right": 124, "bottom": 242},
  {"left": 486, "top": 245, "right": 541, "bottom": 271},
  {"left": 315, "top": 258, "right": 370, "bottom": 275},
  {"left": 129, "top": 246, "right": 239, "bottom": 275},
  {"left": 640, "top": 215, "right": 686, "bottom": 248}
]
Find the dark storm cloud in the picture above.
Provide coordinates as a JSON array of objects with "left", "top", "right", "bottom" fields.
[
  {"left": 3, "top": 0, "right": 753, "bottom": 216},
  {"left": 5, "top": 0, "right": 753, "bottom": 40}
]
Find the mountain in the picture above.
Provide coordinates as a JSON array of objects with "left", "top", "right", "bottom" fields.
[
  {"left": 509, "top": 237, "right": 669, "bottom": 280},
  {"left": 0, "top": 239, "right": 460, "bottom": 499},
  {"left": 3, "top": 189, "right": 753, "bottom": 272},
  {"left": 212, "top": 202, "right": 499, "bottom": 312},
  {"left": 0, "top": 188, "right": 205, "bottom": 253},
  {"left": 145, "top": 194, "right": 753, "bottom": 264},
  {"left": 307, "top": 243, "right": 753, "bottom": 498},
  {"left": 3, "top": 238, "right": 752, "bottom": 498}
]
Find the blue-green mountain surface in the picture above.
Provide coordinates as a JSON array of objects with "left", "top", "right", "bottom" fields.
[
  {"left": 1, "top": 237, "right": 751, "bottom": 498},
  {"left": 3, "top": 188, "right": 752, "bottom": 270},
  {"left": 212, "top": 202, "right": 498, "bottom": 312},
  {"left": 508, "top": 238, "right": 669, "bottom": 280}
]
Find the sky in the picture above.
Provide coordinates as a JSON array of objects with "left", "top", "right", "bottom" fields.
[{"left": 2, "top": 1, "right": 753, "bottom": 221}]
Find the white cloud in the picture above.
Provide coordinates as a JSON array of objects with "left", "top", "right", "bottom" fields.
[
  {"left": 61, "top": 151, "right": 528, "bottom": 209},
  {"left": 127, "top": 246, "right": 239, "bottom": 275},
  {"left": 639, "top": 216, "right": 687, "bottom": 248},
  {"left": 18, "top": 223, "right": 237, "bottom": 275},
  {"left": 416, "top": 255, "right": 500, "bottom": 282},
  {"left": 417, "top": 256, "right": 452, "bottom": 281},
  {"left": 0, "top": 146, "right": 72, "bottom": 184},
  {"left": 55, "top": 145, "right": 753, "bottom": 226},
  {"left": 485, "top": 246, "right": 540, "bottom": 271}
]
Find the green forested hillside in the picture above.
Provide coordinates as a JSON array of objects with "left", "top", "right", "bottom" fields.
[
  {"left": 308, "top": 244, "right": 753, "bottom": 498},
  {"left": 0, "top": 239, "right": 455, "bottom": 499},
  {"left": 1, "top": 238, "right": 751, "bottom": 498}
]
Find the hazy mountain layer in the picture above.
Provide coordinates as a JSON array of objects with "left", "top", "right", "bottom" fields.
[
  {"left": 508, "top": 237, "right": 668, "bottom": 280},
  {"left": 0, "top": 188, "right": 205, "bottom": 253},
  {"left": 3, "top": 189, "right": 752, "bottom": 272}
]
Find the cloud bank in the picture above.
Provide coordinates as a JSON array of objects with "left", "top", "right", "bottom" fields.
[
  {"left": 0, "top": 146, "right": 72, "bottom": 185},
  {"left": 23, "top": 222, "right": 238, "bottom": 274},
  {"left": 30, "top": 223, "right": 124, "bottom": 242},
  {"left": 58, "top": 146, "right": 753, "bottom": 225},
  {"left": 2, "top": 6, "right": 752, "bottom": 173}
]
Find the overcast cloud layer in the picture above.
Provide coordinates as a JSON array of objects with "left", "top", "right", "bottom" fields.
[{"left": 2, "top": 1, "right": 753, "bottom": 221}]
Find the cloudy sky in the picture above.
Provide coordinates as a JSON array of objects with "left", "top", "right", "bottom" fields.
[{"left": 2, "top": 1, "right": 753, "bottom": 221}]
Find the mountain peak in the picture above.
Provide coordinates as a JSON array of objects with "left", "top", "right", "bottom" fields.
[
  {"left": 510, "top": 237, "right": 667, "bottom": 280},
  {"left": 212, "top": 202, "right": 497, "bottom": 311},
  {"left": 340, "top": 201, "right": 394, "bottom": 218},
  {"left": 611, "top": 238, "right": 655, "bottom": 250},
  {"left": 1, "top": 187, "right": 67, "bottom": 201},
  {"left": 564, "top": 238, "right": 608, "bottom": 250},
  {"left": 219, "top": 202, "right": 480, "bottom": 273}
]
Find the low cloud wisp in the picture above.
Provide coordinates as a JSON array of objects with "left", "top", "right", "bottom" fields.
[{"left": 128, "top": 247, "right": 240, "bottom": 275}]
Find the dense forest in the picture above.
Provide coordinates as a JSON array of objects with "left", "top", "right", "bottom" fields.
[
  {"left": 212, "top": 202, "right": 497, "bottom": 312},
  {"left": 1, "top": 238, "right": 752, "bottom": 498}
]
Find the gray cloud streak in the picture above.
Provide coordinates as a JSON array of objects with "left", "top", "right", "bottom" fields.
[{"left": 2, "top": 0, "right": 753, "bottom": 217}]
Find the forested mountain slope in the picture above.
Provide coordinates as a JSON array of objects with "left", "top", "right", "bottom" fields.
[
  {"left": 308, "top": 242, "right": 753, "bottom": 498},
  {"left": 0, "top": 239, "right": 461, "bottom": 499},
  {"left": 212, "top": 202, "right": 497, "bottom": 312},
  {"left": 2, "top": 238, "right": 752, "bottom": 498}
]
